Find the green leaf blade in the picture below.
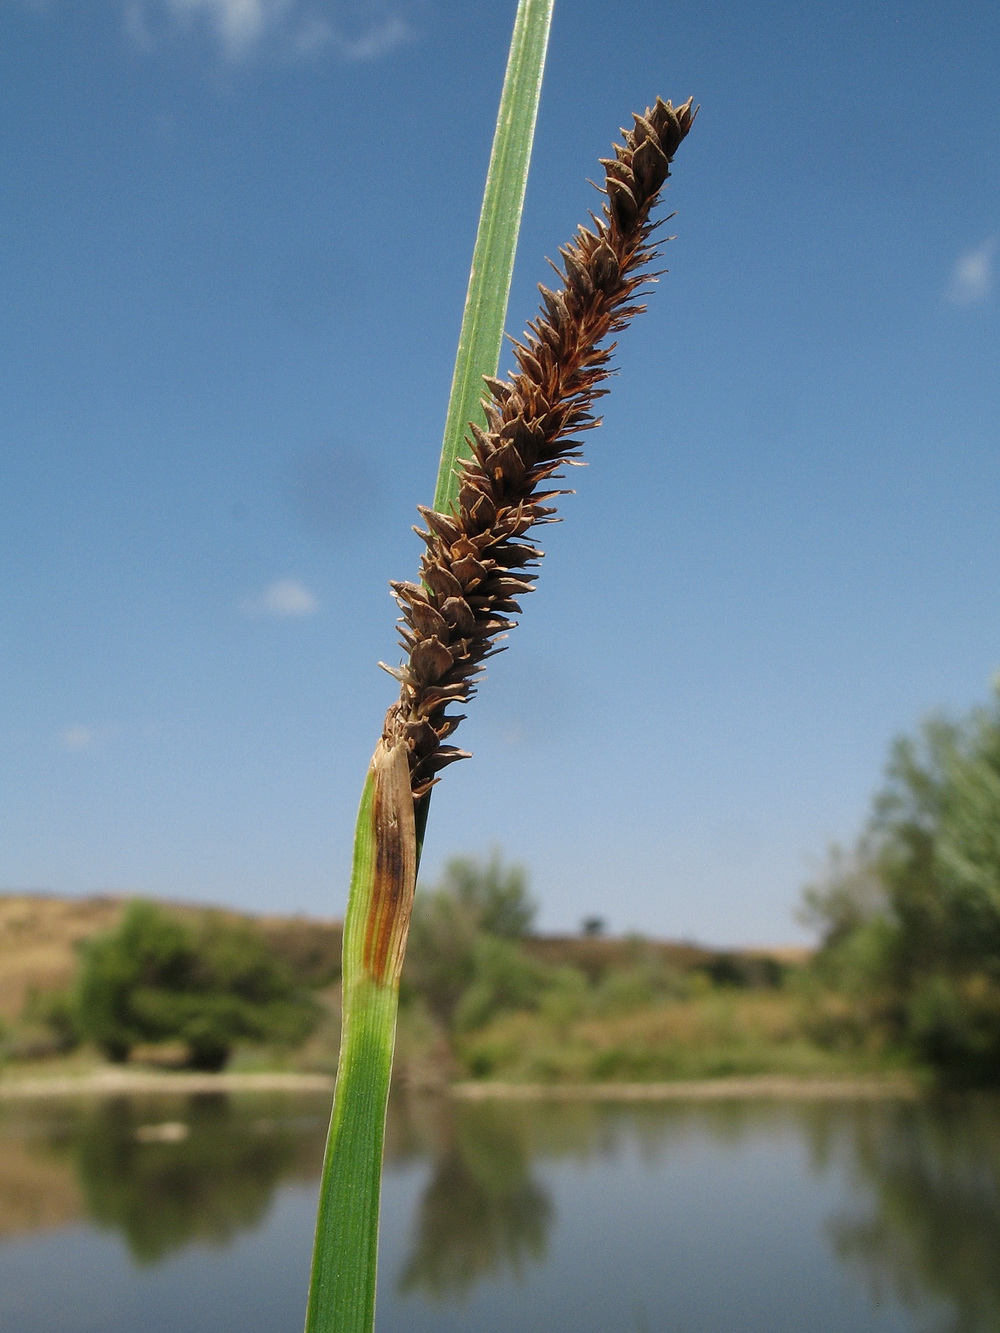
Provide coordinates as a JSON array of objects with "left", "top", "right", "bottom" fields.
[
  {"left": 432, "top": 0, "right": 555, "bottom": 515},
  {"left": 305, "top": 979, "right": 397, "bottom": 1333}
]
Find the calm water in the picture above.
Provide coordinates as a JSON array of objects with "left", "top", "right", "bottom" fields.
[{"left": 1, "top": 1089, "right": 998, "bottom": 1332}]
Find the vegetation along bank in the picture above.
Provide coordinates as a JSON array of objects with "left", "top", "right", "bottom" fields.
[{"left": 6, "top": 681, "right": 1000, "bottom": 1091}]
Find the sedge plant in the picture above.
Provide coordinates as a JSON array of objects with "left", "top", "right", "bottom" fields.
[{"left": 304, "top": 2, "right": 695, "bottom": 1328}]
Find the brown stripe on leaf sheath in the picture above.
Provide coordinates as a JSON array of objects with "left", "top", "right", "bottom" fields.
[
  {"left": 362, "top": 741, "right": 418, "bottom": 986},
  {"left": 380, "top": 97, "right": 696, "bottom": 798}
]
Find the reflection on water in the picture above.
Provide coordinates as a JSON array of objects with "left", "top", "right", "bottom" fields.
[
  {"left": 828, "top": 1098, "right": 1000, "bottom": 1333},
  {"left": 70, "top": 1095, "right": 327, "bottom": 1263},
  {"left": 0, "top": 1093, "right": 329, "bottom": 1261},
  {"left": 396, "top": 1100, "right": 552, "bottom": 1298},
  {"left": 0, "top": 1132, "right": 81, "bottom": 1239},
  {"left": 1, "top": 1089, "right": 999, "bottom": 1331}
]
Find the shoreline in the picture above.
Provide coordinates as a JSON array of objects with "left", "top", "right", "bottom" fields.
[
  {"left": 449, "top": 1076, "right": 920, "bottom": 1101},
  {"left": 0, "top": 1070, "right": 336, "bottom": 1098},
  {"left": 0, "top": 1069, "right": 919, "bottom": 1101}
]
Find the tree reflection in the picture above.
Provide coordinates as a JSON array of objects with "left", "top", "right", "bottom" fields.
[
  {"left": 44, "top": 1093, "right": 328, "bottom": 1263},
  {"left": 831, "top": 1098, "right": 1000, "bottom": 1332},
  {"left": 396, "top": 1101, "right": 552, "bottom": 1300}
]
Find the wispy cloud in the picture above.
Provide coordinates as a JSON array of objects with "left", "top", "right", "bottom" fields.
[
  {"left": 60, "top": 725, "right": 105, "bottom": 751},
  {"left": 165, "top": 0, "right": 294, "bottom": 57},
  {"left": 241, "top": 577, "right": 320, "bottom": 617},
  {"left": 123, "top": 0, "right": 414, "bottom": 61},
  {"left": 944, "top": 236, "right": 997, "bottom": 306},
  {"left": 325, "top": 11, "right": 411, "bottom": 60}
]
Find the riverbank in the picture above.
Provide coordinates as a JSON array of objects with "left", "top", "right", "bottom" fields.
[
  {"left": 0, "top": 1068, "right": 919, "bottom": 1100},
  {"left": 450, "top": 1076, "right": 920, "bottom": 1100},
  {"left": 0, "top": 1069, "right": 335, "bottom": 1098}
]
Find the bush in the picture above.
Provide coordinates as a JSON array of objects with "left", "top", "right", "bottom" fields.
[
  {"left": 702, "top": 952, "right": 785, "bottom": 989},
  {"left": 435, "top": 852, "right": 537, "bottom": 941},
  {"left": 75, "top": 900, "right": 320, "bottom": 1070},
  {"left": 591, "top": 947, "right": 692, "bottom": 1015},
  {"left": 403, "top": 885, "right": 481, "bottom": 1026},
  {"left": 403, "top": 852, "right": 536, "bottom": 1029},
  {"left": 453, "top": 936, "right": 549, "bottom": 1033},
  {"left": 21, "top": 987, "right": 81, "bottom": 1053}
]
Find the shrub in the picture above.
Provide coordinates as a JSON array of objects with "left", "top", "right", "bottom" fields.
[
  {"left": 453, "top": 935, "right": 549, "bottom": 1033},
  {"left": 435, "top": 853, "right": 536, "bottom": 941},
  {"left": 21, "top": 986, "right": 81, "bottom": 1053},
  {"left": 403, "top": 853, "right": 536, "bottom": 1029},
  {"left": 75, "top": 900, "right": 319, "bottom": 1070}
]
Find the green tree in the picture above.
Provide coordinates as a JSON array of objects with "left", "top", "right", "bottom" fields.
[
  {"left": 804, "top": 685, "right": 1000, "bottom": 1082},
  {"left": 453, "top": 935, "right": 548, "bottom": 1033},
  {"left": 437, "top": 851, "right": 537, "bottom": 940},
  {"left": 403, "top": 853, "right": 539, "bottom": 1029},
  {"left": 76, "top": 900, "right": 319, "bottom": 1070}
]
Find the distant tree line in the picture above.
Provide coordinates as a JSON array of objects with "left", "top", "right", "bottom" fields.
[
  {"left": 2, "top": 846, "right": 800, "bottom": 1076},
  {"left": 26, "top": 665, "right": 1000, "bottom": 1086}
]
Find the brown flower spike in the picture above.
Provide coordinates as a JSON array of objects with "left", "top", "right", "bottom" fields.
[{"left": 382, "top": 96, "right": 696, "bottom": 799}]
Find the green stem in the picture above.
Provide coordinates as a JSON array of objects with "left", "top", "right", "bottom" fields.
[{"left": 305, "top": 4, "right": 553, "bottom": 1330}]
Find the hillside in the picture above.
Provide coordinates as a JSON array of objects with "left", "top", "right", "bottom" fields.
[
  {"left": 0, "top": 894, "right": 343, "bottom": 1023},
  {"left": 0, "top": 893, "right": 844, "bottom": 1087},
  {"left": 0, "top": 892, "right": 809, "bottom": 1026},
  {"left": 0, "top": 896, "right": 123, "bottom": 1022}
]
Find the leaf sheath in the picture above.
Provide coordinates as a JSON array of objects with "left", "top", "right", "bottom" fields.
[{"left": 305, "top": 742, "right": 416, "bottom": 1333}]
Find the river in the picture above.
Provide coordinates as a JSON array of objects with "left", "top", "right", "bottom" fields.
[{"left": 1, "top": 1088, "right": 998, "bottom": 1331}]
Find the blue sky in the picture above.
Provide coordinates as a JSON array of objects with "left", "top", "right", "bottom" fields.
[{"left": 2, "top": 0, "right": 997, "bottom": 945}]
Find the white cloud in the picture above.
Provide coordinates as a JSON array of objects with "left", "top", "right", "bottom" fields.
[
  {"left": 242, "top": 577, "right": 320, "bottom": 617},
  {"left": 327, "top": 12, "right": 410, "bottom": 60},
  {"left": 60, "top": 725, "right": 102, "bottom": 751},
  {"left": 165, "top": 0, "right": 289, "bottom": 57},
  {"left": 122, "top": 2, "right": 154, "bottom": 50},
  {"left": 944, "top": 236, "right": 997, "bottom": 306},
  {"left": 124, "top": 0, "right": 413, "bottom": 61}
]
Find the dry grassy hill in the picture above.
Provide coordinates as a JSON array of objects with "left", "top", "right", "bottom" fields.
[
  {"left": 0, "top": 895, "right": 123, "bottom": 1022},
  {"left": 0, "top": 894, "right": 344, "bottom": 1023},
  {"left": 0, "top": 892, "right": 808, "bottom": 1026}
]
